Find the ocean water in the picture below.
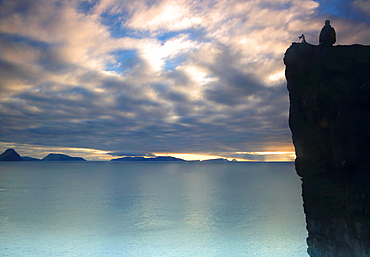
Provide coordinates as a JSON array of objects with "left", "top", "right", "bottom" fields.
[{"left": 0, "top": 162, "right": 308, "bottom": 257}]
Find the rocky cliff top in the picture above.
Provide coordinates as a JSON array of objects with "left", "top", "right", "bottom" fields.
[{"left": 285, "top": 43, "right": 370, "bottom": 257}]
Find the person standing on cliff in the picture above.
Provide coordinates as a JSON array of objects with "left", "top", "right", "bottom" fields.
[{"left": 319, "top": 20, "right": 336, "bottom": 46}]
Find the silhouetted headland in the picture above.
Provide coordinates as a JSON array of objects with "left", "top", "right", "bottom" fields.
[{"left": 285, "top": 42, "right": 370, "bottom": 256}]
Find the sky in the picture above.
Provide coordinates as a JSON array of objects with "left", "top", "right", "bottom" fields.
[{"left": 0, "top": 0, "right": 369, "bottom": 161}]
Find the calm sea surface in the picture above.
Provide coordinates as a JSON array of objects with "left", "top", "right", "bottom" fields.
[{"left": 0, "top": 162, "right": 308, "bottom": 257}]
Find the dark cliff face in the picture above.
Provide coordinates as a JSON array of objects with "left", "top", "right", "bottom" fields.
[{"left": 284, "top": 43, "right": 370, "bottom": 257}]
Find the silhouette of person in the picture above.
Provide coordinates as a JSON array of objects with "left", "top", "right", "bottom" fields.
[{"left": 319, "top": 20, "right": 336, "bottom": 46}]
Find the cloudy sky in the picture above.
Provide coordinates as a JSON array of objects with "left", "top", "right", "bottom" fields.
[{"left": 0, "top": 0, "right": 369, "bottom": 161}]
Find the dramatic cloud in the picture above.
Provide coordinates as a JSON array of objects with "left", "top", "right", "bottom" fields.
[{"left": 0, "top": 0, "right": 369, "bottom": 161}]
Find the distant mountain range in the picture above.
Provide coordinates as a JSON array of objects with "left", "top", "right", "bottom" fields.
[{"left": 0, "top": 148, "right": 235, "bottom": 162}]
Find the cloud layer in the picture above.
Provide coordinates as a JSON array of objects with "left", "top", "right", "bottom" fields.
[{"left": 0, "top": 0, "right": 369, "bottom": 160}]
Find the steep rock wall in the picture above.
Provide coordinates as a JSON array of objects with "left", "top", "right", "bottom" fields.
[{"left": 284, "top": 43, "right": 370, "bottom": 256}]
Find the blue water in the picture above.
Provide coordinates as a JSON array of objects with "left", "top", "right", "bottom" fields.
[{"left": 0, "top": 162, "right": 308, "bottom": 257}]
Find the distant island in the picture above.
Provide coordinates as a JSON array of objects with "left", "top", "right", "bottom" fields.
[
  {"left": 0, "top": 148, "right": 237, "bottom": 162},
  {"left": 111, "top": 156, "right": 186, "bottom": 162},
  {"left": 0, "top": 149, "right": 23, "bottom": 161},
  {"left": 109, "top": 156, "right": 234, "bottom": 162},
  {"left": 21, "top": 156, "right": 41, "bottom": 161},
  {"left": 201, "top": 158, "right": 233, "bottom": 163},
  {"left": 42, "top": 153, "right": 86, "bottom": 162},
  {"left": 0, "top": 149, "right": 86, "bottom": 162}
]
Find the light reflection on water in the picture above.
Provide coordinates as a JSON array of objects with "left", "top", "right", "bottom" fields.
[{"left": 0, "top": 162, "right": 308, "bottom": 256}]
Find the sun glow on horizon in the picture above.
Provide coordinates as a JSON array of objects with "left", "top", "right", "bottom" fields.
[
  {"left": 1, "top": 142, "right": 296, "bottom": 162},
  {"left": 154, "top": 153, "right": 228, "bottom": 161},
  {"left": 236, "top": 151, "right": 295, "bottom": 155},
  {"left": 155, "top": 151, "right": 296, "bottom": 162}
]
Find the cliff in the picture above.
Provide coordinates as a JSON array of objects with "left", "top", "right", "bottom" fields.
[{"left": 284, "top": 43, "right": 370, "bottom": 256}]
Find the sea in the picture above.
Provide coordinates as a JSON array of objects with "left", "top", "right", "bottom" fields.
[{"left": 0, "top": 161, "right": 309, "bottom": 257}]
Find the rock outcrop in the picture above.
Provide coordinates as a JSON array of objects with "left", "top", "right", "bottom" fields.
[
  {"left": 284, "top": 43, "right": 370, "bottom": 256},
  {"left": 0, "top": 148, "right": 22, "bottom": 161}
]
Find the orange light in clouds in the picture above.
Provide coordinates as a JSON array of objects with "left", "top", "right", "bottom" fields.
[
  {"left": 236, "top": 151, "right": 295, "bottom": 155},
  {"left": 236, "top": 151, "right": 296, "bottom": 162}
]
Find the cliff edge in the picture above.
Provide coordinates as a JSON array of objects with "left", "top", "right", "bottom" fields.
[{"left": 284, "top": 43, "right": 370, "bottom": 256}]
